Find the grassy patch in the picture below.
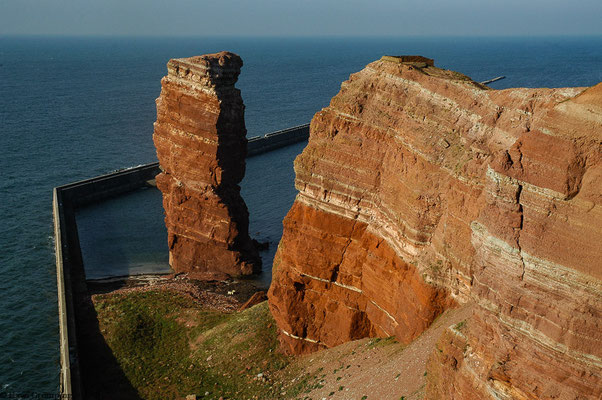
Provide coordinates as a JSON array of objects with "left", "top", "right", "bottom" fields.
[
  {"left": 366, "top": 336, "right": 398, "bottom": 349},
  {"left": 428, "top": 259, "right": 444, "bottom": 275},
  {"left": 94, "top": 290, "right": 313, "bottom": 400},
  {"left": 454, "top": 320, "right": 467, "bottom": 331}
]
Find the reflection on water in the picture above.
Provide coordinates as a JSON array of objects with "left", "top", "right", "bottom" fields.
[{"left": 76, "top": 140, "right": 305, "bottom": 287}]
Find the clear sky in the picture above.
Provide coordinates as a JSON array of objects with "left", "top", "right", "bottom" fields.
[{"left": 1, "top": 0, "right": 601, "bottom": 37}]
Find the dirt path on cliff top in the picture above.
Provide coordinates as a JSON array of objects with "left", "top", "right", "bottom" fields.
[{"left": 295, "top": 304, "right": 473, "bottom": 400}]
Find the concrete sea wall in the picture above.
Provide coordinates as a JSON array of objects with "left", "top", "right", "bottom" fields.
[
  {"left": 53, "top": 164, "right": 161, "bottom": 399},
  {"left": 247, "top": 124, "right": 309, "bottom": 156}
]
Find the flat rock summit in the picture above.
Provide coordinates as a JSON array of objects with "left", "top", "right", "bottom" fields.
[{"left": 267, "top": 55, "right": 602, "bottom": 399}]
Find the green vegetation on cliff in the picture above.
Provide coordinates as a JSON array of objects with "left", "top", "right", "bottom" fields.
[{"left": 94, "top": 290, "right": 320, "bottom": 400}]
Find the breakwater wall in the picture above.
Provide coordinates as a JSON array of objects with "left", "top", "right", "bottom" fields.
[
  {"left": 247, "top": 124, "right": 309, "bottom": 156},
  {"left": 53, "top": 124, "right": 309, "bottom": 397},
  {"left": 53, "top": 187, "right": 82, "bottom": 399},
  {"left": 53, "top": 163, "right": 161, "bottom": 399}
]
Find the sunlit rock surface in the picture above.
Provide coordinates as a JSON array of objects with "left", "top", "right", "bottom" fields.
[
  {"left": 153, "top": 52, "right": 260, "bottom": 276},
  {"left": 268, "top": 55, "right": 602, "bottom": 398}
]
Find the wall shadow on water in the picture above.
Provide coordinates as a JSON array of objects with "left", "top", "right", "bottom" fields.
[
  {"left": 77, "top": 195, "right": 131, "bottom": 281},
  {"left": 76, "top": 187, "right": 170, "bottom": 280}
]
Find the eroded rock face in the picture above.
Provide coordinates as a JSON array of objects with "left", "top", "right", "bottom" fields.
[
  {"left": 268, "top": 56, "right": 602, "bottom": 398},
  {"left": 153, "top": 52, "right": 260, "bottom": 276}
]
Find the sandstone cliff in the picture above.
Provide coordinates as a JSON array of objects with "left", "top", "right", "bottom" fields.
[
  {"left": 154, "top": 52, "right": 260, "bottom": 276},
  {"left": 268, "top": 55, "right": 602, "bottom": 398}
]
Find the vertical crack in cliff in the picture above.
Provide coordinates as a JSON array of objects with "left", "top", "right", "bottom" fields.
[
  {"left": 331, "top": 218, "right": 358, "bottom": 282},
  {"left": 515, "top": 183, "right": 526, "bottom": 281},
  {"left": 511, "top": 139, "right": 526, "bottom": 282}
]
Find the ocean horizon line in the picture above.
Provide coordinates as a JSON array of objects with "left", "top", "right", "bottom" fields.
[{"left": 2, "top": 33, "right": 602, "bottom": 41}]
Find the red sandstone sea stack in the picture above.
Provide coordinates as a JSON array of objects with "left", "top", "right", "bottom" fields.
[
  {"left": 268, "top": 55, "right": 602, "bottom": 398},
  {"left": 153, "top": 52, "right": 261, "bottom": 276}
]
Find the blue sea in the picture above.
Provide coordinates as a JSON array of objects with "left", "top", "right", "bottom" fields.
[{"left": 0, "top": 36, "right": 601, "bottom": 393}]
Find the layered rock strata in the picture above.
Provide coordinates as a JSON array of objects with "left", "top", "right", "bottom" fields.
[
  {"left": 153, "top": 52, "right": 260, "bottom": 276},
  {"left": 268, "top": 55, "right": 602, "bottom": 398}
]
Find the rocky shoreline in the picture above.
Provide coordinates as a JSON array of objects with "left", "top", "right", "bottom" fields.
[{"left": 88, "top": 274, "right": 267, "bottom": 313}]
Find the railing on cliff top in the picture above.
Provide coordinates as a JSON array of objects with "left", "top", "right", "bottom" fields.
[{"left": 53, "top": 123, "right": 310, "bottom": 399}]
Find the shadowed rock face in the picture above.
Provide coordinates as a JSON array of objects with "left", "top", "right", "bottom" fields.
[
  {"left": 268, "top": 55, "right": 602, "bottom": 398},
  {"left": 153, "top": 52, "right": 260, "bottom": 276}
]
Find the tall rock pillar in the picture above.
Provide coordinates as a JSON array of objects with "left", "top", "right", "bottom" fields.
[{"left": 153, "top": 51, "right": 260, "bottom": 276}]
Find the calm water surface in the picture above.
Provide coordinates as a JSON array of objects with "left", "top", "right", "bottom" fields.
[{"left": 1, "top": 35, "right": 600, "bottom": 392}]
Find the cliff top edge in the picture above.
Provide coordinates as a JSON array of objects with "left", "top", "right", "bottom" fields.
[
  {"left": 381, "top": 55, "right": 435, "bottom": 67},
  {"left": 166, "top": 51, "right": 243, "bottom": 86}
]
